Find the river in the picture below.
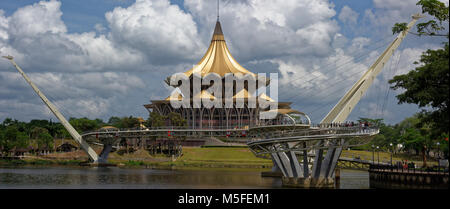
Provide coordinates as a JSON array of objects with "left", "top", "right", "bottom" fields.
[{"left": 0, "top": 166, "right": 369, "bottom": 189}]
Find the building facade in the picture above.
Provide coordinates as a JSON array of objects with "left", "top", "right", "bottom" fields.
[{"left": 144, "top": 20, "right": 305, "bottom": 129}]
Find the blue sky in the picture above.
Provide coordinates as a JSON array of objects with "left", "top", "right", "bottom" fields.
[{"left": 0, "top": 0, "right": 448, "bottom": 125}]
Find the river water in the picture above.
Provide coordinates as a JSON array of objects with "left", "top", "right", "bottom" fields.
[{"left": 0, "top": 166, "right": 369, "bottom": 189}]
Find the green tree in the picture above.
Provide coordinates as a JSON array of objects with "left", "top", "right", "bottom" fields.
[
  {"left": 107, "top": 116, "right": 140, "bottom": 129},
  {"left": 120, "top": 116, "right": 140, "bottom": 129},
  {"left": 0, "top": 129, "right": 4, "bottom": 154},
  {"left": 437, "top": 133, "right": 448, "bottom": 158},
  {"left": 357, "top": 117, "right": 384, "bottom": 127},
  {"left": 15, "top": 132, "right": 29, "bottom": 150},
  {"left": 108, "top": 116, "right": 121, "bottom": 127},
  {"left": 148, "top": 112, "right": 166, "bottom": 127},
  {"left": 390, "top": 0, "right": 449, "bottom": 139},
  {"left": 168, "top": 112, "right": 187, "bottom": 127},
  {"left": 389, "top": 43, "right": 449, "bottom": 136},
  {"left": 0, "top": 126, "right": 29, "bottom": 155},
  {"left": 31, "top": 127, "right": 49, "bottom": 139},
  {"left": 392, "top": 0, "right": 449, "bottom": 37},
  {"left": 69, "top": 117, "right": 101, "bottom": 133},
  {"left": 37, "top": 132, "right": 54, "bottom": 150},
  {"left": 400, "top": 127, "right": 433, "bottom": 167},
  {"left": 396, "top": 115, "right": 436, "bottom": 166}
]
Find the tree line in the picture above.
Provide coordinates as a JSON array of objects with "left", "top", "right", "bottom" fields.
[
  {"left": 358, "top": 116, "right": 448, "bottom": 166},
  {"left": 387, "top": 0, "right": 449, "bottom": 166},
  {"left": 0, "top": 112, "right": 187, "bottom": 155}
]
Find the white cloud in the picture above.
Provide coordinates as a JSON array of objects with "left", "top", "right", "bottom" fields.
[
  {"left": 0, "top": 0, "right": 142, "bottom": 72},
  {"left": 373, "top": 0, "right": 418, "bottom": 10},
  {"left": 1, "top": 0, "right": 203, "bottom": 72},
  {"left": 361, "top": 0, "right": 421, "bottom": 36},
  {"left": 184, "top": 0, "right": 338, "bottom": 60},
  {"left": 106, "top": 0, "right": 205, "bottom": 64},
  {"left": 339, "top": 6, "right": 358, "bottom": 25},
  {"left": 94, "top": 23, "right": 106, "bottom": 33},
  {"left": 7, "top": 0, "right": 67, "bottom": 37},
  {"left": 0, "top": 0, "right": 440, "bottom": 124}
]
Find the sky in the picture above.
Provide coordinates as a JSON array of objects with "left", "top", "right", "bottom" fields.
[{"left": 0, "top": 0, "right": 448, "bottom": 125}]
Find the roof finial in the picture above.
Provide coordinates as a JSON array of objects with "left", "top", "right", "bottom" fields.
[{"left": 217, "top": 0, "right": 220, "bottom": 21}]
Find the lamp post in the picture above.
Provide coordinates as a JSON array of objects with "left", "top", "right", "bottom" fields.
[
  {"left": 436, "top": 142, "right": 440, "bottom": 159},
  {"left": 377, "top": 146, "right": 380, "bottom": 165},
  {"left": 372, "top": 144, "right": 375, "bottom": 165},
  {"left": 436, "top": 142, "right": 441, "bottom": 173},
  {"left": 390, "top": 143, "right": 393, "bottom": 166}
]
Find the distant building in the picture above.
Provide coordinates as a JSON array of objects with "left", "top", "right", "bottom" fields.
[
  {"left": 144, "top": 20, "right": 306, "bottom": 129},
  {"left": 56, "top": 143, "right": 78, "bottom": 152}
]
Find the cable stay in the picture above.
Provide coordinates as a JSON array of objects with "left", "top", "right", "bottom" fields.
[
  {"left": 320, "top": 14, "right": 423, "bottom": 124},
  {"left": 2, "top": 55, "right": 100, "bottom": 163}
]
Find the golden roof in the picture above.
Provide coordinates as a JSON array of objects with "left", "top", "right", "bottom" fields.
[
  {"left": 165, "top": 92, "right": 183, "bottom": 101},
  {"left": 165, "top": 90, "right": 216, "bottom": 101},
  {"left": 194, "top": 90, "right": 216, "bottom": 100},
  {"left": 263, "top": 108, "right": 303, "bottom": 115},
  {"left": 99, "top": 126, "right": 118, "bottom": 130},
  {"left": 233, "top": 88, "right": 252, "bottom": 99},
  {"left": 165, "top": 21, "right": 270, "bottom": 86},
  {"left": 258, "top": 93, "right": 275, "bottom": 102},
  {"left": 184, "top": 21, "right": 255, "bottom": 77},
  {"left": 160, "top": 20, "right": 272, "bottom": 102}
]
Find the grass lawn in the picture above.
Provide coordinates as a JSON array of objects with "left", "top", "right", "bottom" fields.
[
  {"left": 107, "top": 146, "right": 273, "bottom": 169},
  {"left": 178, "top": 147, "right": 272, "bottom": 164}
]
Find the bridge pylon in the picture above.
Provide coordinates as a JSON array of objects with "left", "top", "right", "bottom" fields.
[
  {"left": 2, "top": 55, "right": 114, "bottom": 165},
  {"left": 249, "top": 14, "right": 421, "bottom": 188}
]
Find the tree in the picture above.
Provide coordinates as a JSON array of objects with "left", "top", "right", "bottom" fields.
[
  {"left": 396, "top": 115, "right": 437, "bottom": 166},
  {"left": 148, "top": 112, "right": 167, "bottom": 127},
  {"left": 120, "top": 116, "right": 140, "bottom": 129},
  {"left": 437, "top": 133, "right": 449, "bottom": 159},
  {"left": 390, "top": 0, "right": 449, "bottom": 139},
  {"left": 389, "top": 43, "right": 449, "bottom": 136},
  {"left": 108, "top": 116, "right": 121, "bottom": 127},
  {"left": 357, "top": 118, "right": 384, "bottom": 127},
  {"left": 0, "top": 129, "right": 4, "bottom": 154},
  {"left": 392, "top": 0, "right": 449, "bottom": 37},
  {"left": 0, "top": 125, "right": 29, "bottom": 155},
  {"left": 107, "top": 116, "right": 140, "bottom": 129},
  {"left": 168, "top": 112, "right": 187, "bottom": 127},
  {"left": 69, "top": 117, "right": 101, "bottom": 133},
  {"left": 15, "top": 132, "right": 29, "bottom": 150},
  {"left": 31, "top": 127, "right": 49, "bottom": 139},
  {"left": 37, "top": 132, "right": 54, "bottom": 150}
]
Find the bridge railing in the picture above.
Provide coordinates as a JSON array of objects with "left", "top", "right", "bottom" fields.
[
  {"left": 252, "top": 126, "right": 379, "bottom": 139},
  {"left": 369, "top": 164, "right": 449, "bottom": 175},
  {"left": 81, "top": 126, "right": 248, "bottom": 135},
  {"left": 81, "top": 123, "right": 379, "bottom": 139}
]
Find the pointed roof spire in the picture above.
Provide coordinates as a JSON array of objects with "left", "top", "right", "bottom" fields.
[
  {"left": 164, "top": 5, "right": 270, "bottom": 86},
  {"left": 213, "top": 20, "right": 223, "bottom": 36},
  {"left": 217, "top": 0, "right": 220, "bottom": 21}
]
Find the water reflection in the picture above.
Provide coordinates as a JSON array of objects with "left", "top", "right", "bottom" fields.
[{"left": 0, "top": 167, "right": 368, "bottom": 189}]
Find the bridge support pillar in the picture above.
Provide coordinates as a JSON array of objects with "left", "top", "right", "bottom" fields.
[
  {"left": 98, "top": 144, "right": 113, "bottom": 164},
  {"left": 83, "top": 138, "right": 121, "bottom": 166},
  {"left": 266, "top": 140, "right": 345, "bottom": 188}
]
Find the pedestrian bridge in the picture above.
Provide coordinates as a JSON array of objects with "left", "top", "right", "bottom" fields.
[{"left": 246, "top": 127, "right": 378, "bottom": 188}]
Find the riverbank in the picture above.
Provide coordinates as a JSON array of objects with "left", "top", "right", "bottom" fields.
[
  {"left": 0, "top": 147, "right": 274, "bottom": 169},
  {"left": 0, "top": 147, "right": 438, "bottom": 169}
]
